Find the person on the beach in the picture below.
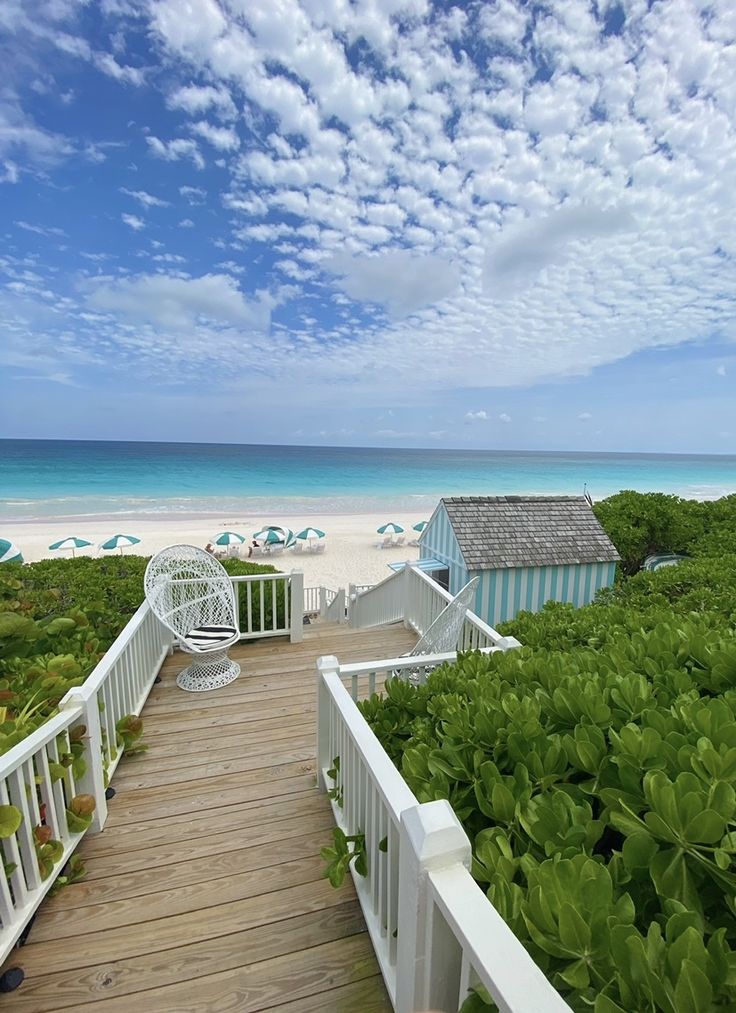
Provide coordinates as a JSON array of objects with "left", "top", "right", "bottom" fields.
[{"left": 205, "top": 542, "right": 215, "bottom": 554}]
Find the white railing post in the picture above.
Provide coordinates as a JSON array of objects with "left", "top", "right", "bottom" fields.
[
  {"left": 59, "top": 689, "right": 108, "bottom": 833},
  {"left": 347, "top": 583, "right": 356, "bottom": 624},
  {"left": 289, "top": 571, "right": 304, "bottom": 643},
  {"left": 396, "top": 799, "right": 472, "bottom": 1013},
  {"left": 497, "top": 635, "right": 522, "bottom": 651},
  {"left": 320, "top": 586, "right": 328, "bottom": 620},
  {"left": 315, "top": 655, "right": 339, "bottom": 791}
]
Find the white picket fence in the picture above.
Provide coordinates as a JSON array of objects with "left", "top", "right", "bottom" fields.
[
  {"left": 316, "top": 653, "right": 573, "bottom": 1013},
  {"left": 350, "top": 564, "right": 519, "bottom": 653},
  {"left": 0, "top": 601, "right": 171, "bottom": 966}
]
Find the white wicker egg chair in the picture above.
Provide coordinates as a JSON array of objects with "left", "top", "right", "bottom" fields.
[{"left": 144, "top": 544, "right": 241, "bottom": 692}]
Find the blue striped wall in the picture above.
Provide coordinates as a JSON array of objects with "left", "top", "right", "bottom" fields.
[
  {"left": 472, "top": 560, "right": 618, "bottom": 626},
  {"left": 421, "top": 507, "right": 617, "bottom": 625},
  {"left": 420, "top": 503, "right": 467, "bottom": 595}
]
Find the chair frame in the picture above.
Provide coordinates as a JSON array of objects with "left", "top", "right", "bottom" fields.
[{"left": 144, "top": 544, "right": 241, "bottom": 692}]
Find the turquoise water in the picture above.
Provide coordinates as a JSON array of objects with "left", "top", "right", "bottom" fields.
[{"left": 1, "top": 440, "right": 735, "bottom": 520}]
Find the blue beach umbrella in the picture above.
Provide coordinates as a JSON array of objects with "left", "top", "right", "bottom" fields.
[
  {"left": 412, "top": 521, "right": 429, "bottom": 532},
  {"left": 100, "top": 534, "right": 141, "bottom": 555},
  {"left": 377, "top": 522, "right": 404, "bottom": 535},
  {"left": 49, "top": 536, "right": 93, "bottom": 557},
  {"left": 0, "top": 539, "right": 23, "bottom": 564},
  {"left": 212, "top": 531, "right": 246, "bottom": 546}
]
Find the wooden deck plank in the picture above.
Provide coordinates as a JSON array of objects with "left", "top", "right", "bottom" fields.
[
  {"left": 3, "top": 623, "right": 414, "bottom": 1009},
  {"left": 60, "top": 934, "right": 382, "bottom": 1013}
]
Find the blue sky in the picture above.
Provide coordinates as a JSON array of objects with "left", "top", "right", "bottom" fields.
[{"left": 1, "top": 0, "right": 734, "bottom": 453}]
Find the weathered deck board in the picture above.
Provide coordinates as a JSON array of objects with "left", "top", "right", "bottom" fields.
[{"left": 4, "top": 622, "right": 414, "bottom": 1011}]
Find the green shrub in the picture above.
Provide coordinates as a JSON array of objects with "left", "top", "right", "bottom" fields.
[{"left": 361, "top": 620, "right": 736, "bottom": 1011}]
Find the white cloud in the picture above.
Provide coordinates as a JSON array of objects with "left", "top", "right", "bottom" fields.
[
  {"left": 146, "top": 136, "right": 205, "bottom": 169},
  {"left": 465, "top": 410, "right": 488, "bottom": 421},
  {"left": 85, "top": 272, "right": 271, "bottom": 331},
  {"left": 121, "top": 213, "right": 145, "bottom": 230},
  {"left": 716, "top": 364, "right": 727, "bottom": 376},
  {"left": 578, "top": 411, "right": 593, "bottom": 421},
  {"left": 179, "top": 185, "right": 206, "bottom": 203},
  {"left": 120, "top": 188, "right": 169, "bottom": 208},
  {"left": 168, "top": 84, "right": 236, "bottom": 119},
  {"left": 179, "top": 218, "right": 194, "bottom": 228},
  {"left": 93, "top": 52, "right": 144, "bottom": 86},
  {"left": 327, "top": 250, "right": 461, "bottom": 317},
  {"left": 15, "top": 220, "right": 65, "bottom": 237},
  {"left": 191, "top": 120, "right": 239, "bottom": 151},
  {"left": 499, "top": 413, "right": 511, "bottom": 423}
]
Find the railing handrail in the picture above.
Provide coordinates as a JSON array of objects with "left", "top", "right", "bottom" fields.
[
  {"left": 338, "top": 646, "right": 497, "bottom": 678},
  {"left": 406, "top": 566, "right": 505, "bottom": 645},
  {"left": 229, "top": 572, "right": 290, "bottom": 584},
  {"left": 0, "top": 706, "right": 84, "bottom": 778},
  {"left": 65, "top": 599, "right": 151, "bottom": 702},
  {"left": 321, "top": 670, "right": 417, "bottom": 821}
]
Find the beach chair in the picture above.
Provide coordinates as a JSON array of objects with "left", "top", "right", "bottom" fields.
[
  {"left": 293, "top": 541, "right": 303, "bottom": 553},
  {"left": 375, "top": 536, "right": 391, "bottom": 549},
  {"left": 315, "top": 541, "right": 325, "bottom": 554},
  {"left": 144, "top": 544, "right": 240, "bottom": 692},
  {"left": 394, "top": 535, "right": 405, "bottom": 547}
]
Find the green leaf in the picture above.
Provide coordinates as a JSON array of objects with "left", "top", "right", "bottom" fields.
[
  {"left": 674, "top": 958, "right": 713, "bottom": 1013},
  {"left": 0, "top": 804, "right": 21, "bottom": 838}
]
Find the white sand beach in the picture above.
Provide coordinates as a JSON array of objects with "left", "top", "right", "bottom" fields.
[{"left": 7, "top": 511, "right": 428, "bottom": 589}]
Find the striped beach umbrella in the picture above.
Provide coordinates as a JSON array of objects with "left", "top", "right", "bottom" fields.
[
  {"left": 0, "top": 539, "right": 23, "bottom": 564},
  {"left": 412, "top": 520, "right": 429, "bottom": 532},
  {"left": 261, "top": 525, "right": 295, "bottom": 546},
  {"left": 377, "top": 522, "right": 404, "bottom": 534},
  {"left": 296, "top": 527, "right": 325, "bottom": 541},
  {"left": 100, "top": 534, "right": 141, "bottom": 555},
  {"left": 49, "top": 536, "right": 93, "bottom": 557},
  {"left": 212, "top": 531, "right": 246, "bottom": 546},
  {"left": 253, "top": 528, "right": 285, "bottom": 545}
]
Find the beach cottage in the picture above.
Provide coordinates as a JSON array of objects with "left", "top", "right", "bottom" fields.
[{"left": 419, "top": 495, "right": 620, "bottom": 626}]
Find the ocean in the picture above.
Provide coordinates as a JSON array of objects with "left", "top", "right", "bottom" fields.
[{"left": 1, "top": 440, "right": 735, "bottom": 521}]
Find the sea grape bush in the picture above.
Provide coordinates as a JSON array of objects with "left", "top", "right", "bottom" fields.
[{"left": 359, "top": 619, "right": 736, "bottom": 1012}]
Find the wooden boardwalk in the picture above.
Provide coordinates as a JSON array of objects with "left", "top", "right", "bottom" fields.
[{"left": 5, "top": 623, "right": 416, "bottom": 1012}]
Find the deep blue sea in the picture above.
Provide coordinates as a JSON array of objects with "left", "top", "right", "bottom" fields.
[{"left": 1, "top": 440, "right": 735, "bottom": 520}]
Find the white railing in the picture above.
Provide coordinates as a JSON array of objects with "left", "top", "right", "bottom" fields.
[
  {"left": 230, "top": 571, "right": 303, "bottom": 644},
  {"left": 0, "top": 601, "right": 171, "bottom": 967},
  {"left": 350, "top": 565, "right": 519, "bottom": 654},
  {"left": 325, "top": 588, "right": 346, "bottom": 624},
  {"left": 316, "top": 654, "right": 572, "bottom": 1013},
  {"left": 349, "top": 567, "right": 407, "bottom": 628},
  {"left": 304, "top": 585, "right": 321, "bottom": 615}
]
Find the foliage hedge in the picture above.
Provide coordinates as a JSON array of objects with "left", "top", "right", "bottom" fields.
[{"left": 358, "top": 492, "right": 736, "bottom": 1012}]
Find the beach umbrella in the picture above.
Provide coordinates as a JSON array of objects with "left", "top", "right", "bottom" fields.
[
  {"left": 100, "top": 534, "right": 141, "bottom": 555},
  {"left": 412, "top": 521, "right": 429, "bottom": 532},
  {"left": 296, "top": 527, "right": 325, "bottom": 541},
  {"left": 0, "top": 539, "right": 23, "bottom": 564},
  {"left": 212, "top": 531, "right": 246, "bottom": 546},
  {"left": 377, "top": 522, "right": 404, "bottom": 534},
  {"left": 262, "top": 525, "right": 295, "bottom": 546},
  {"left": 253, "top": 528, "right": 285, "bottom": 545},
  {"left": 49, "top": 536, "right": 93, "bottom": 557}
]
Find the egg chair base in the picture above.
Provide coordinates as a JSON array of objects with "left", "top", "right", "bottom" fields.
[{"left": 176, "top": 650, "right": 241, "bottom": 692}]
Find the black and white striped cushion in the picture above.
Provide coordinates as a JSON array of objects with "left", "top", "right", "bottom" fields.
[{"left": 186, "top": 625, "right": 236, "bottom": 647}]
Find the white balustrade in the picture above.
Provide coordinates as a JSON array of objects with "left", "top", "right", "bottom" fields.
[
  {"left": 350, "top": 565, "right": 521, "bottom": 655},
  {"left": 0, "top": 599, "right": 172, "bottom": 968},
  {"left": 230, "top": 571, "right": 303, "bottom": 644},
  {"left": 317, "top": 652, "right": 570, "bottom": 1013},
  {"left": 325, "top": 587, "right": 346, "bottom": 624},
  {"left": 304, "top": 585, "right": 321, "bottom": 615}
]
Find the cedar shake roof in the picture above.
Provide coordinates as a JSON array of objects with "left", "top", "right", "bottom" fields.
[{"left": 440, "top": 495, "right": 621, "bottom": 571}]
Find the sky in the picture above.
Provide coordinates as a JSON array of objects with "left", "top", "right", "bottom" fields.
[{"left": 1, "top": 0, "right": 735, "bottom": 453}]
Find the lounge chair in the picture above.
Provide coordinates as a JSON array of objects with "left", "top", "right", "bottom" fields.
[
  {"left": 393, "top": 535, "right": 405, "bottom": 547},
  {"left": 293, "top": 541, "right": 303, "bottom": 553},
  {"left": 375, "top": 536, "right": 392, "bottom": 549}
]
